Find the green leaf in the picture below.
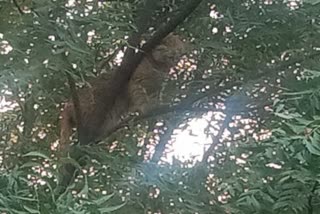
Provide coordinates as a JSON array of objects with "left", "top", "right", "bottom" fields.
[
  {"left": 93, "top": 193, "right": 115, "bottom": 206},
  {"left": 98, "top": 202, "right": 126, "bottom": 213},
  {"left": 22, "top": 151, "right": 51, "bottom": 161},
  {"left": 12, "top": 196, "right": 37, "bottom": 202},
  {"left": 20, "top": 162, "right": 42, "bottom": 169},
  {"left": 60, "top": 157, "right": 82, "bottom": 169},
  {"left": 275, "top": 112, "right": 301, "bottom": 120},
  {"left": 78, "top": 176, "right": 89, "bottom": 197},
  {"left": 23, "top": 206, "right": 40, "bottom": 214},
  {"left": 304, "top": 139, "right": 320, "bottom": 156}
]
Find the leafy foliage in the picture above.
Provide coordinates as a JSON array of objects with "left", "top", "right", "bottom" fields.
[{"left": 1, "top": 0, "right": 320, "bottom": 213}]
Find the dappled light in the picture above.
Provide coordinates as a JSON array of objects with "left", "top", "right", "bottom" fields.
[
  {"left": 170, "top": 118, "right": 212, "bottom": 163},
  {"left": 1, "top": 0, "right": 320, "bottom": 213}
]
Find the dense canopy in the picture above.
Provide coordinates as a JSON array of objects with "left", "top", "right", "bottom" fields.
[{"left": 1, "top": 0, "right": 320, "bottom": 213}]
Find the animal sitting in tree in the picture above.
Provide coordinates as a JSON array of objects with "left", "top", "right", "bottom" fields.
[{"left": 59, "top": 33, "right": 186, "bottom": 146}]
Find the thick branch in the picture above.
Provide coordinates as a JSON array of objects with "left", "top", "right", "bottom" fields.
[
  {"left": 57, "top": 0, "right": 204, "bottom": 191},
  {"left": 72, "top": 0, "right": 203, "bottom": 145},
  {"left": 107, "top": 0, "right": 204, "bottom": 106},
  {"left": 99, "top": 49, "right": 313, "bottom": 151}
]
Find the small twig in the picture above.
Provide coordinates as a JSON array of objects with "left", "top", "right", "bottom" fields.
[
  {"left": 201, "top": 113, "right": 232, "bottom": 163},
  {"left": 95, "top": 48, "right": 122, "bottom": 73},
  {"left": 12, "top": 0, "right": 24, "bottom": 15},
  {"left": 308, "top": 181, "right": 318, "bottom": 214},
  {"left": 97, "top": 105, "right": 220, "bottom": 143},
  {"left": 65, "top": 70, "right": 83, "bottom": 143},
  {"left": 151, "top": 122, "right": 177, "bottom": 163},
  {"left": 199, "top": 52, "right": 320, "bottom": 164}
]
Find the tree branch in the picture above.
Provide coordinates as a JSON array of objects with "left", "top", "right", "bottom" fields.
[
  {"left": 105, "top": 0, "right": 204, "bottom": 108},
  {"left": 73, "top": 0, "right": 203, "bottom": 145},
  {"left": 12, "top": 0, "right": 24, "bottom": 15},
  {"left": 65, "top": 70, "right": 83, "bottom": 142},
  {"left": 151, "top": 121, "right": 177, "bottom": 163},
  {"left": 201, "top": 112, "right": 232, "bottom": 163},
  {"left": 99, "top": 48, "right": 314, "bottom": 155},
  {"left": 200, "top": 51, "right": 320, "bottom": 163},
  {"left": 96, "top": 79, "right": 237, "bottom": 142},
  {"left": 57, "top": 0, "right": 204, "bottom": 191}
]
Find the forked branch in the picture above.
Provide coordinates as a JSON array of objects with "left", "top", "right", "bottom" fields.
[{"left": 70, "top": 0, "right": 204, "bottom": 144}]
